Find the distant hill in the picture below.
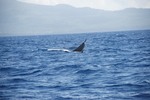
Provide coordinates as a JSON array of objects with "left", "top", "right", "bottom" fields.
[{"left": 0, "top": 0, "right": 150, "bottom": 36}]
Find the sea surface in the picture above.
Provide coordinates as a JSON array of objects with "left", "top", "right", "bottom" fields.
[{"left": 0, "top": 30, "right": 150, "bottom": 100}]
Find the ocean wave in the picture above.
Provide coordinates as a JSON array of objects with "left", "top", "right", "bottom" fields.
[{"left": 1, "top": 30, "right": 150, "bottom": 100}]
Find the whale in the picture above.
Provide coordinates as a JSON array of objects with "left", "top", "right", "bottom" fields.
[
  {"left": 72, "top": 39, "right": 86, "bottom": 52},
  {"left": 48, "top": 39, "right": 86, "bottom": 53}
]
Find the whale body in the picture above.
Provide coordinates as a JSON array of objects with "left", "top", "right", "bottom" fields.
[{"left": 48, "top": 39, "right": 86, "bottom": 53}]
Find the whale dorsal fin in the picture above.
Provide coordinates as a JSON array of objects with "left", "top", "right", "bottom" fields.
[{"left": 72, "top": 39, "right": 86, "bottom": 52}]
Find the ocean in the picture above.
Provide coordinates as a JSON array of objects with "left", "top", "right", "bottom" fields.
[{"left": 0, "top": 30, "right": 150, "bottom": 100}]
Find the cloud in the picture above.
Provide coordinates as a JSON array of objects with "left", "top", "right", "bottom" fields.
[{"left": 18, "top": 0, "right": 150, "bottom": 10}]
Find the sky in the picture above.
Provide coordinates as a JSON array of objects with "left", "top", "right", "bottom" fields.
[{"left": 18, "top": 0, "right": 150, "bottom": 11}]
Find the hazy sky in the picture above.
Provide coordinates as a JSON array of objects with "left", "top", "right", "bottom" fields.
[{"left": 18, "top": 0, "right": 150, "bottom": 10}]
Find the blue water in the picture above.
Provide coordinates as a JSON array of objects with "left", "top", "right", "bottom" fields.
[{"left": 0, "top": 30, "right": 150, "bottom": 100}]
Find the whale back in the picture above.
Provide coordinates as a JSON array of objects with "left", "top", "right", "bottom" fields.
[{"left": 73, "top": 39, "right": 86, "bottom": 52}]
